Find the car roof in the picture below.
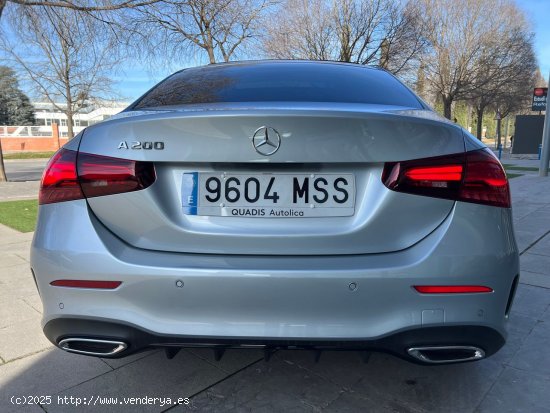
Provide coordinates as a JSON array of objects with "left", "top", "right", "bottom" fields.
[{"left": 177, "top": 59, "right": 383, "bottom": 73}]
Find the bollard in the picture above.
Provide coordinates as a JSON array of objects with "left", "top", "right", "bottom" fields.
[
  {"left": 539, "top": 144, "right": 543, "bottom": 160},
  {"left": 498, "top": 144, "right": 503, "bottom": 160}
]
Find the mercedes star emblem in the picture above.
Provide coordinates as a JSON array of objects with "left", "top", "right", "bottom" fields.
[{"left": 252, "top": 126, "right": 281, "bottom": 156}]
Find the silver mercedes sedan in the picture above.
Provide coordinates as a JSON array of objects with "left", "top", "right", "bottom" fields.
[{"left": 31, "top": 61, "right": 518, "bottom": 364}]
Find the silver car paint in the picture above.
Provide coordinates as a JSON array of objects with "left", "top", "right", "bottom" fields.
[
  {"left": 80, "top": 104, "right": 464, "bottom": 255},
  {"left": 81, "top": 103, "right": 464, "bottom": 163},
  {"left": 32, "top": 197, "right": 517, "bottom": 339},
  {"left": 30, "top": 63, "right": 518, "bottom": 355}
]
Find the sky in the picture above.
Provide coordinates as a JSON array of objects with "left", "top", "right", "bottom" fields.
[
  {"left": 517, "top": 0, "right": 550, "bottom": 80},
  {"left": 114, "top": 0, "right": 550, "bottom": 101},
  {"left": 3, "top": 0, "right": 549, "bottom": 102},
  {"left": 106, "top": 54, "right": 209, "bottom": 103}
]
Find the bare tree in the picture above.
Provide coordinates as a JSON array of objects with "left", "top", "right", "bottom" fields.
[
  {"left": 468, "top": 25, "right": 537, "bottom": 140},
  {"left": 125, "top": 0, "right": 274, "bottom": 66},
  {"left": 0, "top": 1, "right": 157, "bottom": 182},
  {"left": 417, "top": 0, "right": 535, "bottom": 120},
  {"left": 263, "top": 0, "right": 426, "bottom": 75},
  {"left": 533, "top": 68, "right": 548, "bottom": 89},
  {"left": 417, "top": 0, "right": 488, "bottom": 119},
  {"left": 263, "top": 0, "right": 335, "bottom": 61},
  {"left": 1, "top": 5, "right": 121, "bottom": 139},
  {"left": 0, "top": 0, "right": 160, "bottom": 20}
]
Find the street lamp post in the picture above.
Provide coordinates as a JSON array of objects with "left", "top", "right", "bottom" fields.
[
  {"left": 539, "top": 71, "right": 550, "bottom": 177},
  {"left": 0, "top": 107, "right": 7, "bottom": 182},
  {"left": 495, "top": 110, "right": 502, "bottom": 159}
]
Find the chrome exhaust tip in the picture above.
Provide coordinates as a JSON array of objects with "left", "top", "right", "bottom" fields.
[
  {"left": 58, "top": 338, "right": 127, "bottom": 356},
  {"left": 407, "top": 345, "right": 485, "bottom": 364}
]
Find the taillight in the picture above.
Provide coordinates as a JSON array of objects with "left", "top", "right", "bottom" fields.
[
  {"left": 77, "top": 152, "right": 156, "bottom": 198},
  {"left": 39, "top": 149, "right": 83, "bottom": 205},
  {"left": 382, "top": 149, "right": 510, "bottom": 208},
  {"left": 39, "top": 148, "right": 156, "bottom": 205},
  {"left": 460, "top": 150, "right": 510, "bottom": 207}
]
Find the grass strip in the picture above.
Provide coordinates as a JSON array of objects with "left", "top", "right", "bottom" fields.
[
  {"left": 4, "top": 151, "right": 55, "bottom": 160},
  {"left": 504, "top": 166, "right": 544, "bottom": 172},
  {"left": 0, "top": 199, "right": 38, "bottom": 232},
  {"left": 506, "top": 173, "right": 523, "bottom": 179}
]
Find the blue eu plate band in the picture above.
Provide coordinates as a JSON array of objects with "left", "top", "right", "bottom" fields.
[{"left": 182, "top": 172, "right": 198, "bottom": 215}]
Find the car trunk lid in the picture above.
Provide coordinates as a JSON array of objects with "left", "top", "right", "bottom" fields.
[{"left": 78, "top": 103, "right": 464, "bottom": 255}]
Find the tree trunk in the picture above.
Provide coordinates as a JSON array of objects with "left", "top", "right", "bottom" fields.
[
  {"left": 0, "top": 137, "right": 7, "bottom": 182},
  {"left": 476, "top": 107, "right": 484, "bottom": 141},
  {"left": 338, "top": 23, "right": 352, "bottom": 62},
  {"left": 204, "top": 28, "right": 216, "bottom": 64},
  {"left": 442, "top": 96, "right": 452, "bottom": 120},
  {"left": 65, "top": 77, "right": 74, "bottom": 139},
  {"left": 0, "top": 0, "right": 7, "bottom": 20},
  {"left": 206, "top": 45, "right": 216, "bottom": 64},
  {"left": 67, "top": 112, "right": 74, "bottom": 140},
  {"left": 379, "top": 39, "right": 390, "bottom": 69},
  {"left": 496, "top": 115, "right": 502, "bottom": 149}
]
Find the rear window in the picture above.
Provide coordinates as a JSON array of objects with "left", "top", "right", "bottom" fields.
[{"left": 132, "top": 62, "right": 423, "bottom": 109}]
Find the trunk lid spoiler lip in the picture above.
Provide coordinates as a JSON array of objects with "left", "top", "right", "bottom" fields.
[{"left": 95, "top": 103, "right": 456, "bottom": 130}]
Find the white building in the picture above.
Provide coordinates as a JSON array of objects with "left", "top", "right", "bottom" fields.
[{"left": 33, "top": 101, "right": 129, "bottom": 137}]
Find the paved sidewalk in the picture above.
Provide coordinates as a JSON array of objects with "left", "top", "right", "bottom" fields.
[{"left": 0, "top": 175, "right": 549, "bottom": 412}]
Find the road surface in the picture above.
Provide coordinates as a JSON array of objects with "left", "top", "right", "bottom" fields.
[{"left": 3, "top": 159, "right": 48, "bottom": 182}]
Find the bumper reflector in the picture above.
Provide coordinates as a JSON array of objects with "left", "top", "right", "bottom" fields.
[
  {"left": 414, "top": 285, "right": 493, "bottom": 294},
  {"left": 50, "top": 280, "right": 122, "bottom": 289}
]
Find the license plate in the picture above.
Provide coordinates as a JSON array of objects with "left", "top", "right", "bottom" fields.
[{"left": 182, "top": 172, "right": 355, "bottom": 217}]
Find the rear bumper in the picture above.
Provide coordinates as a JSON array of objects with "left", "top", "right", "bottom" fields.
[
  {"left": 44, "top": 317, "right": 505, "bottom": 364},
  {"left": 31, "top": 199, "right": 519, "bottom": 363}
]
